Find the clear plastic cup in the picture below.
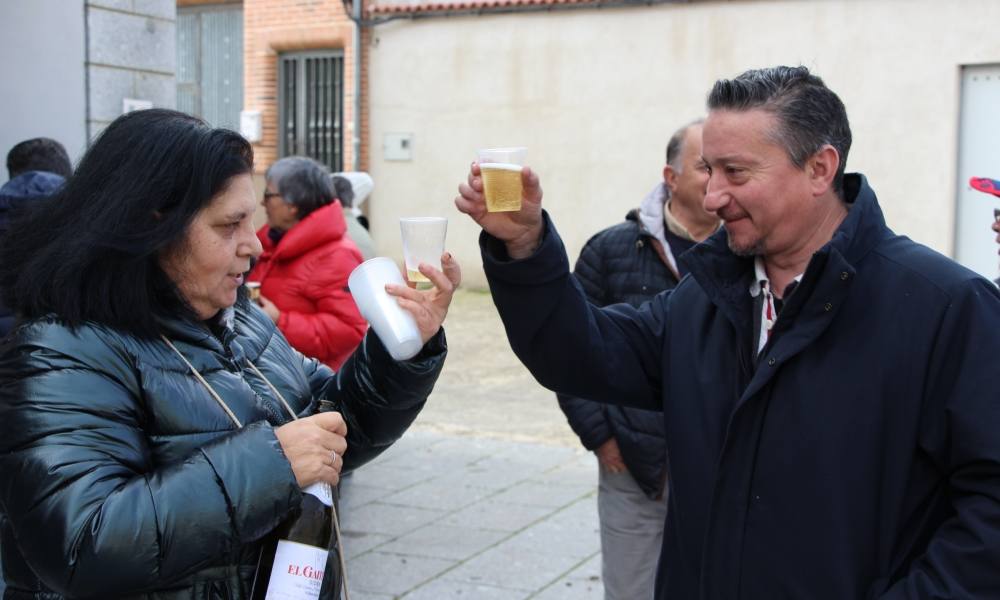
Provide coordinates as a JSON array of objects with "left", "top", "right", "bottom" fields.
[
  {"left": 399, "top": 217, "right": 447, "bottom": 283},
  {"left": 347, "top": 257, "right": 423, "bottom": 361},
  {"left": 477, "top": 147, "right": 526, "bottom": 212},
  {"left": 245, "top": 281, "right": 261, "bottom": 303}
]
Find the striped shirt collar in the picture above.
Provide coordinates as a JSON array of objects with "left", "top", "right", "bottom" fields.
[{"left": 749, "top": 256, "right": 802, "bottom": 299}]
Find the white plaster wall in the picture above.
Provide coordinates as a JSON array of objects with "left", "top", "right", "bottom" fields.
[
  {"left": 367, "top": 0, "right": 1000, "bottom": 288},
  {"left": 0, "top": 0, "right": 87, "bottom": 185}
]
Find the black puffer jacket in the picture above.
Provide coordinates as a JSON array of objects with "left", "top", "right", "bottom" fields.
[
  {"left": 0, "top": 297, "right": 445, "bottom": 599},
  {"left": 557, "top": 209, "right": 683, "bottom": 498}
]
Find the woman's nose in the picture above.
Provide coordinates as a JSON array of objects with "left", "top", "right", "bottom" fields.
[{"left": 242, "top": 228, "right": 263, "bottom": 258}]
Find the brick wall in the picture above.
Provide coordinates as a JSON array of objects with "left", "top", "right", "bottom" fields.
[
  {"left": 243, "top": 0, "right": 367, "bottom": 174},
  {"left": 177, "top": 0, "right": 240, "bottom": 6}
]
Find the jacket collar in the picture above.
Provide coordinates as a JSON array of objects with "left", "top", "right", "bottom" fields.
[
  {"left": 156, "top": 302, "right": 249, "bottom": 364},
  {"left": 257, "top": 201, "right": 348, "bottom": 262},
  {"left": 681, "top": 173, "right": 889, "bottom": 338},
  {"left": 636, "top": 182, "right": 701, "bottom": 276},
  {"left": 636, "top": 183, "right": 670, "bottom": 242}
]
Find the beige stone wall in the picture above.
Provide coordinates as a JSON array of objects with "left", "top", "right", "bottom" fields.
[{"left": 366, "top": 0, "right": 1000, "bottom": 288}]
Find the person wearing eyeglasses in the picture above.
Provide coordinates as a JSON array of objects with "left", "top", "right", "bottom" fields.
[{"left": 248, "top": 156, "right": 368, "bottom": 370}]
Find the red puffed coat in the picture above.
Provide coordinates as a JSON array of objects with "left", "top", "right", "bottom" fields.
[{"left": 248, "top": 201, "right": 367, "bottom": 370}]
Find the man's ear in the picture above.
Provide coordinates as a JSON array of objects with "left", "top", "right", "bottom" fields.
[
  {"left": 663, "top": 164, "right": 678, "bottom": 194},
  {"left": 808, "top": 145, "right": 840, "bottom": 197}
]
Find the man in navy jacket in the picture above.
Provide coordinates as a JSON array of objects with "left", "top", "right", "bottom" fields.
[
  {"left": 0, "top": 137, "right": 71, "bottom": 337},
  {"left": 456, "top": 66, "right": 1000, "bottom": 599},
  {"left": 0, "top": 137, "right": 71, "bottom": 597}
]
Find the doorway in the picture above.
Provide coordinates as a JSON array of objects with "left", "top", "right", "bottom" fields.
[{"left": 955, "top": 64, "right": 1000, "bottom": 281}]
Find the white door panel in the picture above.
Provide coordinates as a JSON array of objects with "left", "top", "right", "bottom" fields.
[{"left": 955, "top": 64, "right": 1000, "bottom": 282}]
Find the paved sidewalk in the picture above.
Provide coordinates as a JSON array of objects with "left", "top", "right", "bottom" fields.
[
  {"left": 336, "top": 289, "right": 606, "bottom": 598},
  {"left": 340, "top": 431, "right": 603, "bottom": 599}
]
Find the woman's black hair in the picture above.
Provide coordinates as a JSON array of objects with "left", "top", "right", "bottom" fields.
[{"left": 0, "top": 109, "right": 254, "bottom": 338}]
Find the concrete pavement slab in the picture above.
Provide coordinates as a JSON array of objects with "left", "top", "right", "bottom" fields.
[
  {"left": 347, "top": 462, "right": 440, "bottom": 493},
  {"left": 340, "top": 431, "right": 606, "bottom": 598},
  {"left": 377, "top": 441, "right": 491, "bottom": 474},
  {"left": 378, "top": 523, "right": 508, "bottom": 561},
  {"left": 401, "top": 580, "right": 531, "bottom": 599},
  {"left": 441, "top": 545, "right": 584, "bottom": 591},
  {"left": 488, "top": 481, "right": 596, "bottom": 509},
  {"left": 347, "top": 552, "right": 456, "bottom": 596},
  {"left": 382, "top": 479, "right": 494, "bottom": 512},
  {"left": 532, "top": 456, "right": 600, "bottom": 488},
  {"left": 342, "top": 592, "right": 394, "bottom": 600},
  {"left": 341, "top": 529, "right": 394, "bottom": 560},
  {"left": 438, "top": 498, "right": 555, "bottom": 533},
  {"left": 340, "top": 481, "right": 390, "bottom": 509},
  {"left": 500, "top": 501, "right": 601, "bottom": 560},
  {"left": 531, "top": 554, "right": 603, "bottom": 600},
  {"left": 345, "top": 502, "right": 448, "bottom": 537},
  {"left": 432, "top": 462, "right": 533, "bottom": 491}
]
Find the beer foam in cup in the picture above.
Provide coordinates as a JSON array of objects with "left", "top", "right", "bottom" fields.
[{"left": 479, "top": 162, "right": 523, "bottom": 172}]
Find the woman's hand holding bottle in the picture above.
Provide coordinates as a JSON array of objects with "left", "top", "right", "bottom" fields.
[{"left": 274, "top": 412, "right": 348, "bottom": 487}]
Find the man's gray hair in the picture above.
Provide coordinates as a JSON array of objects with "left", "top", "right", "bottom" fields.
[
  {"left": 707, "top": 65, "right": 852, "bottom": 197},
  {"left": 665, "top": 119, "right": 705, "bottom": 172},
  {"left": 265, "top": 156, "right": 334, "bottom": 219}
]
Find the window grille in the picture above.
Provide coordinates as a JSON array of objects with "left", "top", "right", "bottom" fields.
[
  {"left": 176, "top": 5, "right": 243, "bottom": 130},
  {"left": 279, "top": 51, "right": 345, "bottom": 172}
]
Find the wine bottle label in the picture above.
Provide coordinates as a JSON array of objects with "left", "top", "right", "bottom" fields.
[
  {"left": 264, "top": 539, "right": 329, "bottom": 599},
  {"left": 303, "top": 481, "right": 333, "bottom": 507}
]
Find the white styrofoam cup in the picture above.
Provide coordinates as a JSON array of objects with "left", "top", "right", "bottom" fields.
[{"left": 348, "top": 257, "right": 423, "bottom": 361}]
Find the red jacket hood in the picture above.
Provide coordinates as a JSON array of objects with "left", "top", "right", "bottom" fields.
[{"left": 257, "top": 201, "right": 348, "bottom": 261}]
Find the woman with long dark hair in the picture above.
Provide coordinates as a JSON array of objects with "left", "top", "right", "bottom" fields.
[{"left": 0, "top": 109, "right": 458, "bottom": 598}]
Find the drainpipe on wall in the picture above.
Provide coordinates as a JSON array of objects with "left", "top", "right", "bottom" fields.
[{"left": 352, "top": 0, "right": 362, "bottom": 171}]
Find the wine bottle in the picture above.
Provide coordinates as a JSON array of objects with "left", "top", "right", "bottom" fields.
[{"left": 251, "top": 482, "right": 334, "bottom": 599}]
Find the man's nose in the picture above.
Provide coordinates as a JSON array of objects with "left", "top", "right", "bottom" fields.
[{"left": 703, "top": 177, "right": 727, "bottom": 214}]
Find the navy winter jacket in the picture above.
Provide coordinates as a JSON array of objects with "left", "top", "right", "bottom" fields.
[
  {"left": 557, "top": 210, "right": 680, "bottom": 497},
  {"left": 482, "top": 173, "right": 1000, "bottom": 599},
  {"left": 0, "top": 171, "right": 65, "bottom": 336}
]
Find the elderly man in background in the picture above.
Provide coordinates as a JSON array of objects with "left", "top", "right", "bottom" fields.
[{"left": 557, "top": 119, "right": 718, "bottom": 599}]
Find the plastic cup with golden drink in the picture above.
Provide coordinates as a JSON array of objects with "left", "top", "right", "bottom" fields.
[
  {"left": 246, "top": 281, "right": 261, "bottom": 302},
  {"left": 399, "top": 217, "right": 447, "bottom": 283},
  {"left": 477, "top": 147, "right": 526, "bottom": 212}
]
